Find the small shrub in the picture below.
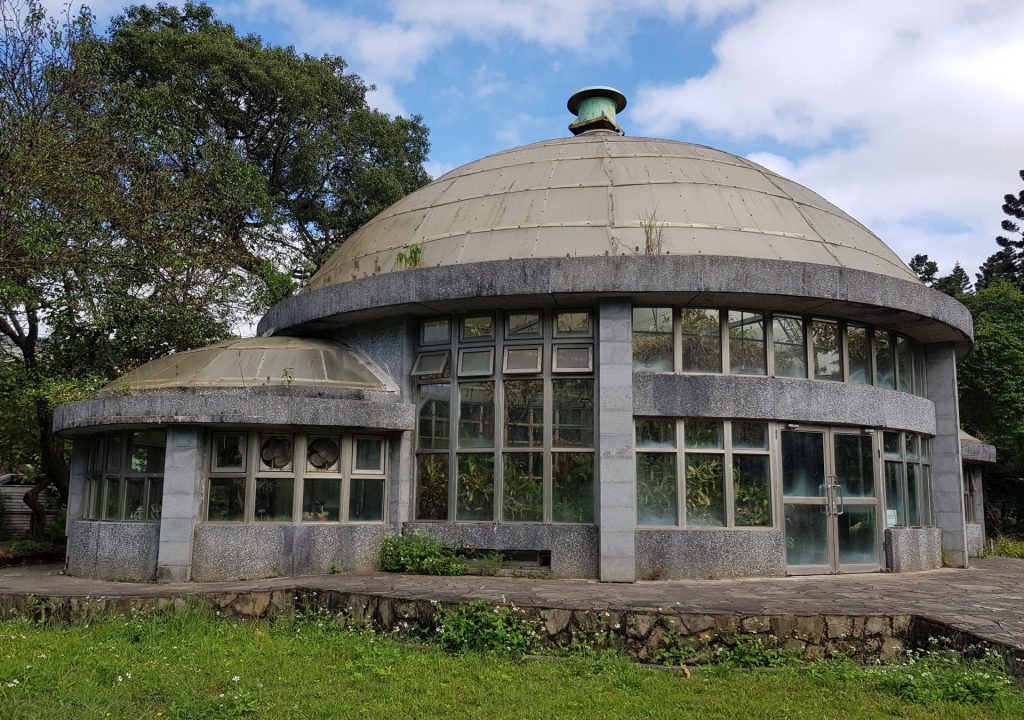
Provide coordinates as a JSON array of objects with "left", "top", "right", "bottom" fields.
[
  {"left": 328, "top": 563, "right": 341, "bottom": 574},
  {"left": 990, "top": 536, "right": 1024, "bottom": 559},
  {"left": 878, "top": 648, "right": 1014, "bottom": 705},
  {"left": 712, "top": 634, "right": 797, "bottom": 669},
  {"left": 379, "top": 533, "right": 468, "bottom": 575},
  {"left": 435, "top": 600, "right": 539, "bottom": 655}
]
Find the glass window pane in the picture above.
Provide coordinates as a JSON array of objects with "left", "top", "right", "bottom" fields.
[
  {"left": 259, "top": 435, "right": 294, "bottom": 472},
  {"left": 303, "top": 478, "right": 341, "bottom": 521},
  {"left": 914, "top": 346, "right": 926, "bottom": 396},
  {"left": 781, "top": 431, "right": 825, "bottom": 497},
  {"left": 896, "top": 336, "right": 913, "bottom": 393},
  {"left": 905, "top": 434, "right": 919, "bottom": 460},
  {"left": 637, "top": 453, "right": 678, "bottom": 525},
  {"left": 503, "top": 346, "right": 542, "bottom": 373},
  {"left": 421, "top": 319, "right": 450, "bottom": 346},
  {"left": 784, "top": 503, "right": 829, "bottom": 566},
  {"left": 680, "top": 309, "right": 721, "bottom": 373},
  {"left": 456, "top": 453, "right": 494, "bottom": 521},
  {"left": 847, "top": 324, "right": 872, "bottom": 385},
  {"left": 685, "top": 454, "right": 725, "bottom": 527},
  {"left": 503, "top": 453, "right": 544, "bottom": 522},
  {"left": 255, "top": 478, "right": 293, "bottom": 521},
  {"left": 732, "top": 421, "right": 768, "bottom": 450},
  {"left": 811, "top": 319, "right": 842, "bottom": 381},
  {"left": 884, "top": 461, "right": 905, "bottom": 527},
  {"left": 834, "top": 434, "right": 875, "bottom": 498},
  {"left": 636, "top": 418, "right": 676, "bottom": 449},
  {"left": 307, "top": 436, "right": 342, "bottom": 472},
  {"left": 921, "top": 437, "right": 931, "bottom": 461},
  {"left": 105, "top": 434, "right": 122, "bottom": 472},
  {"left": 148, "top": 478, "right": 163, "bottom": 521},
  {"left": 506, "top": 312, "right": 542, "bottom": 338},
  {"left": 417, "top": 383, "right": 450, "bottom": 450},
  {"left": 728, "top": 311, "right": 766, "bottom": 375},
  {"left": 874, "top": 331, "right": 895, "bottom": 389},
  {"left": 553, "top": 379, "right": 594, "bottom": 448},
  {"left": 89, "top": 437, "right": 104, "bottom": 472},
  {"left": 552, "top": 452, "right": 594, "bottom": 523},
  {"left": 883, "top": 431, "right": 902, "bottom": 457},
  {"left": 214, "top": 433, "right": 246, "bottom": 472},
  {"left": 633, "top": 307, "right": 673, "bottom": 372},
  {"left": 555, "top": 311, "right": 591, "bottom": 336},
  {"left": 553, "top": 345, "right": 592, "bottom": 372},
  {"left": 415, "top": 455, "right": 449, "bottom": 520},
  {"left": 459, "top": 382, "right": 495, "bottom": 448},
  {"left": 837, "top": 505, "right": 878, "bottom": 565},
  {"left": 907, "top": 463, "right": 920, "bottom": 525},
  {"left": 354, "top": 437, "right": 384, "bottom": 473},
  {"left": 208, "top": 477, "right": 245, "bottom": 521},
  {"left": 684, "top": 420, "right": 723, "bottom": 449},
  {"left": 124, "top": 478, "right": 145, "bottom": 521},
  {"left": 505, "top": 379, "right": 544, "bottom": 447},
  {"left": 921, "top": 465, "right": 933, "bottom": 526},
  {"left": 734, "top": 455, "right": 771, "bottom": 527},
  {"left": 129, "top": 431, "right": 165, "bottom": 473},
  {"left": 411, "top": 351, "right": 451, "bottom": 377},
  {"left": 89, "top": 478, "right": 103, "bottom": 519},
  {"left": 458, "top": 348, "right": 494, "bottom": 376},
  {"left": 349, "top": 478, "right": 385, "bottom": 521},
  {"left": 772, "top": 315, "right": 806, "bottom": 378},
  {"left": 104, "top": 477, "right": 121, "bottom": 519},
  {"left": 462, "top": 315, "right": 494, "bottom": 340}
]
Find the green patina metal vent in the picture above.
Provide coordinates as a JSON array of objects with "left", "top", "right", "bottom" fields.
[{"left": 568, "top": 86, "right": 627, "bottom": 136}]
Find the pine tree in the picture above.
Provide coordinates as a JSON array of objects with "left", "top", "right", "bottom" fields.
[
  {"left": 909, "top": 253, "right": 938, "bottom": 285},
  {"left": 976, "top": 170, "right": 1024, "bottom": 288},
  {"left": 934, "top": 262, "right": 972, "bottom": 296}
]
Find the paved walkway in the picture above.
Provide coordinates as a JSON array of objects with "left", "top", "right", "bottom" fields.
[{"left": 3, "top": 558, "right": 1024, "bottom": 651}]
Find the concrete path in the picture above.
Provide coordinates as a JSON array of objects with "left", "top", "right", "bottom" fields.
[{"left": 3, "top": 558, "right": 1024, "bottom": 652}]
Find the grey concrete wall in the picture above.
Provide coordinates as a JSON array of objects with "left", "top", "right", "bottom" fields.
[
  {"left": 634, "top": 374, "right": 936, "bottom": 435},
  {"left": 926, "top": 343, "right": 968, "bottom": 568},
  {"left": 191, "top": 524, "right": 389, "bottom": 581},
  {"left": 65, "top": 520, "right": 159, "bottom": 581},
  {"left": 156, "top": 427, "right": 206, "bottom": 582},
  {"left": 966, "top": 523, "right": 986, "bottom": 558},
  {"left": 635, "top": 529, "right": 787, "bottom": 579},
  {"left": 66, "top": 438, "right": 89, "bottom": 531},
  {"left": 884, "top": 527, "right": 943, "bottom": 572},
  {"left": 597, "top": 299, "right": 636, "bottom": 582},
  {"left": 405, "top": 522, "right": 599, "bottom": 579}
]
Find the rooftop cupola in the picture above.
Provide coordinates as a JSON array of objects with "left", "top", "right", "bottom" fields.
[{"left": 568, "top": 86, "right": 627, "bottom": 135}]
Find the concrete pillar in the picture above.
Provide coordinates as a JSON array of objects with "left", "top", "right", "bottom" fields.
[
  {"left": 156, "top": 427, "right": 206, "bottom": 581},
  {"left": 66, "top": 438, "right": 89, "bottom": 531},
  {"left": 597, "top": 299, "right": 636, "bottom": 582},
  {"left": 925, "top": 343, "right": 968, "bottom": 567}
]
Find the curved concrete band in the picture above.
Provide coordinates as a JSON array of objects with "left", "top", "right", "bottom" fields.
[
  {"left": 257, "top": 256, "right": 973, "bottom": 355},
  {"left": 53, "top": 387, "right": 415, "bottom": 433},
  {"left": 633, "top": 373, "right": 937, "bottom": 435}
]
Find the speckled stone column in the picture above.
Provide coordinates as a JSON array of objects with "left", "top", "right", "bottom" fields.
[
  {"left": 925, "top": 343, "right": 968, "bottom": 568},
  {"left": 157, "top": 427, "right": 206, "bottom": 582},
  {"left": 65, "top": 438, "right": 89, "bottom": 533},
  {"left": 597, "top": 299, "right": 636, "bottom": 582}
]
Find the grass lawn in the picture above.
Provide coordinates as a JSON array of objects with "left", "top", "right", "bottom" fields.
[{"left": 1, "top": 609, "right": 1022, "bottom": 720}]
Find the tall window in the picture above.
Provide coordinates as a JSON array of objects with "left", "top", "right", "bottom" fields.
[
  {"left": 85, "top": 431, "right": 165, "bottom": 522},
  {"left": 414, "top": 310, "right": 595, "bottom": 524},
  {"left": 882, "top": 431, "right": 933, "bottom": 528}
]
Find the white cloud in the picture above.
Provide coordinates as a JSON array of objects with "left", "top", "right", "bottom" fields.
[{"left": 632, "top": 0, "right": 1024, "bottom": 276}]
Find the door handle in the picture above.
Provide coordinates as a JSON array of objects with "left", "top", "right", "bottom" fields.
[{"left": 835, "top": 483, "right": 845, "bottom": 516}]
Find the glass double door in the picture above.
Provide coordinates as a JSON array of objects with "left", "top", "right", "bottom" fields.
[{"left": 781, "top": 428, "right": 880, "bottom": 574}]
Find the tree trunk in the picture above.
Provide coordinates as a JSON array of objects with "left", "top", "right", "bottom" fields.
[{"left": 22, "top": 475, "right": 49, "bottom": 541}]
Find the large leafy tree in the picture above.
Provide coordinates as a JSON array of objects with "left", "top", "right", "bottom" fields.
[{"left": 0, "top": 1, "right": 430, "bottom": 528}]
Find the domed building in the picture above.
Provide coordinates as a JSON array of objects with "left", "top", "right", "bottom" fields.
[{"left": 55, "top": 87, "right": 991, "bottom": 583}]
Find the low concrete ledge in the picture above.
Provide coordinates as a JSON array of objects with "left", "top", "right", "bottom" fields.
[
  {"left": 403, "top": 522, "right": 599, "bottom": 579},
  {"left": 966, "top": 523, "right": 986, "bottom": 558},
  {"left": 885, "top": 527, "right": 942, "bottom": 572},
  {"left": 257, "top": 256, "right": 972, "bottom": 354},
  {"left": 53, "top": 387, "right": 414, "bottom": 433},
  {"left": 636, "top": 528, "right": 786, "bottom": 579},
  {"left": 634, "top": 374, "right": 936, "bottom": 435},
  {"left": 65, "top": 520, "right": 159, "bottom": 582}
]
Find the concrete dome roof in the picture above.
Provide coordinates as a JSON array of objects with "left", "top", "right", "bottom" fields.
[
  {"left": 97, "top": 337, "right": 392, "bottom": 395},
  {"left": 308, "top": 131, "right": 918, "bottom": 291}
]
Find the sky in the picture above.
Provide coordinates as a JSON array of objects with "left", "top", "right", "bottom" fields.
[{"left": 53, "top": 0, "right": 1024, "bottom": 281}]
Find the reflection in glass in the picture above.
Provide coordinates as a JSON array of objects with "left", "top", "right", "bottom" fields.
[
  {"left": 685, "top": 421, "right": 722, "bottom": 449},
  {"left": 680, "top": 309, "right": 721, "bottom": 373},
  {"left": 732, "top": 422, "right": 768, "bottom": 449},
  {"left": 811, "top": 319, "right": 842, "bottom": 381},
  {"left": 734, "top": 455, "right": 771, "bottom": 526},
  {"left": 781, "top": 431, "right": 825, "bottom": 497},
  {"left": 728, "top": 311, "right": 766, "bottom": 375},
  {"left": 636, "top": 418, "right": 676, "bottom": 449},
  {"left": 214, "top": 434, "right": 246, "bottom": 471},
  {"left": 104, "top": 477, "right": 120, "bottom": 519},
  {"left": 129, "top": 431, "right": 166, "bottom": 473},
  {"left": 349, "top": 478, "right": 385, "bottom": 521},
  {"left": 303, "top": 478, "right": 341, "bottom": 521},
  {"left": 907, "top": 463, "right": 920, "bottom": 525},
  {"left": 462, "top": 315, "right": 494, "bottom": 340},
  {"left": 125, "top": 478, "right": 145, "bottom": 521},
  {"left": 784, "top": 504, "right": 828, "bottom": 566},
  {"left": 847, "top": 324, "right": 872, "bottom": 385},
  {"left": 457, "top": 453, "right": 494, "bottom": 521},
  {"left": 459, "top": 382, "right": 495, "bottom": 448},
  {"left": 875, "top": 331, "right": 895, "bottom": 388},
  {"left": 255, "top": 478, "right": 293, "bottom": 521},
  {"left": 505, "top": 380, "right": 544, "bottom": 447},
  {"left": 504, "top": 346, "right": 541, "bottom": 373},
  {"left": 421, "top": 319, "right": 450, "bottom": 345},
  {"left": 552, "top": 452, "right": 594, "bottom": 522},
  {"left": 637, "top": 453, "right": 678, "bottom": 525},
  {"left": 883, "top": 431, "right": 901, "bottom": 457},
  {"left": 415, "top": 455, "right": 449, "bottom": 520},
  {"left": 834, "top": 434, "right": 874, "bottom": 497},
  {"left": 553, "top": 346, "right": 592, "bottom": 371},
  {"left": 685, "top": 454, "right": 724, "bottom": 526},
  {"left": 896, "top": 336, "right": 914, "bottom": 393},
  {"left": 885, "top": 461, "right": 905, "bottom": 527},
  {"left": 503, "top": 453, "right": 543, "bottom": 522},
  {"left": 837, "top": 505, "right": 877, "bottom": 565},
  {"left": 633, "top": 307, "right": 673, "bottom": 372},
  {"left": 458, "top": 348, "right": 494, "bottom": 376},
  {"left": 417, "top": 383, "right": 450, "bottom": 450},
  {"left": 208, "top": 477, "right": 245, "bottom": 521},
  {"left": 555, "top": 311, "right": 591, "bottom": 336},
  {"left": 355, "top": 438, "right": 383, "bottom": 472},
  {"left": 772, "top": 315, "right": 806, "bottom": 378},
  {"left": 553, "top": 379, "right": 594, "bottom": 448},
  {"left": 507, "top": 312, "right": 542, "bottom": 338}
]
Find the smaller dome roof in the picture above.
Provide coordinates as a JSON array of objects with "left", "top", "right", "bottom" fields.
[{"left": 97, "top": 337, "right": 391, "bottom": 395}]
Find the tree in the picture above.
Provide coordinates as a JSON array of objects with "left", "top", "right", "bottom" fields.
[
  {"left": 0, "top": 1, "right": 431, "bottom": 526},
  {"left": 909, "top": 253, "right": 938, "bottom": 285},
  {"left": 934, "top": 262, "right": 972, "bottom": 297},
  {"left": 976, "top": 170, "right": 1024, "bottom": 289}
]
